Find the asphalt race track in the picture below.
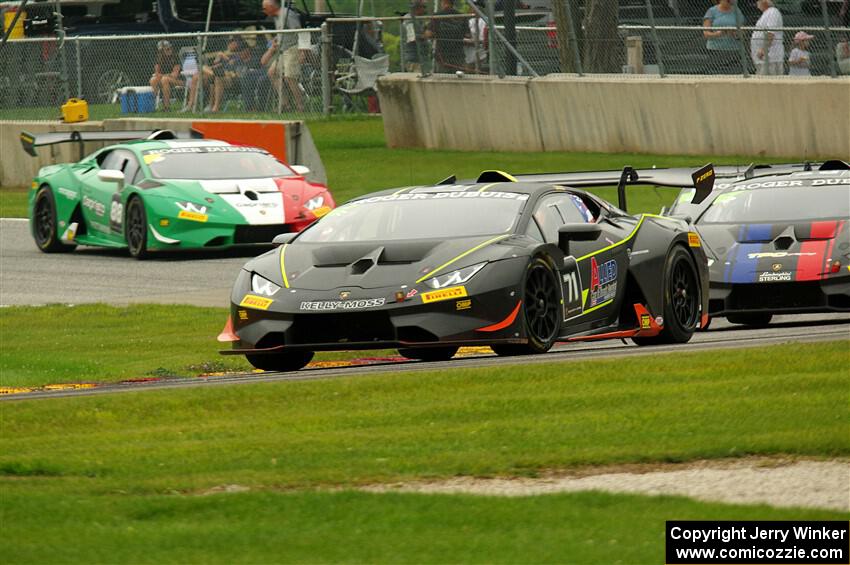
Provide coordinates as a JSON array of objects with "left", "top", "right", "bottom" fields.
[
  {"left": 1, "top": 217, "right": 848, "bottom": 401},
  {"left": 1, "top": 218, "right": 251, "bottom": 307}
]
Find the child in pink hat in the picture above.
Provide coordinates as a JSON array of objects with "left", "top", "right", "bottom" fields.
[{"left": 788, "top": 31, "right": 814, "bottom": 76}]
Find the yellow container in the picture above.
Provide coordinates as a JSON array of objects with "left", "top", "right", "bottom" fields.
[
  {"left": 61, "top": 98, "right": 89, "bottom": 123},
  {"left": 3, "top": 11, "right": 25, "bottom": 40}
]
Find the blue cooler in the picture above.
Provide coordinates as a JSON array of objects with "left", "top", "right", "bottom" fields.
[{"left": 119, "top": 86, "right": 155, "bottom": 114}]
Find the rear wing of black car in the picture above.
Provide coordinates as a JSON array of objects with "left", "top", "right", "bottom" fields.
[
  {"left": 478, "top": 164, "right": 717, "bottom": 213},
  {"left": 20, "top": 129, "right": 197, "bottom": 160}
]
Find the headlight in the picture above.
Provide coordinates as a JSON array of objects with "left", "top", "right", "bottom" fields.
[
  {"left": 304, "top": 195, "right": 324, "bottom": 211},
  {"left": 707, "top": 258, "right": 715, "bottom": 267},
  {"left": 424, "top": 263, "right": 486, "bottom": 290},
  {"left": 251, "top": 273, "right": 280, "bottom": 297}
]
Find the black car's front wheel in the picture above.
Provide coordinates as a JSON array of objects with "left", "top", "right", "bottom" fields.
[
  {"left": 633, "top": 246, "right": 700, "bottom": 346},
  {"left": 398, "top": 346, "right": 459, "bottom": 362},
  {"left": 245, "top": 350, "right": 314, "bottom": 372},
  {"left": 32, "top": 186, "right": 76, "bottom": 253},
  {"left": 492, "top": 257, "right": 560, "bottom": 356},
  {"left": 125, "top": 197, "right": 149, "bottom": 260}
]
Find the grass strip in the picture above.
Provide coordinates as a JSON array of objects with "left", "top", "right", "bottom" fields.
[
  {"left": 1, "top": 489, "right": 845, "bottom": 564},
  {"left": 0, "top": 304, "right": 408, "bottom": 388},
  {"left": 1, "top": 342, "right": 846, "bottom": 494}
]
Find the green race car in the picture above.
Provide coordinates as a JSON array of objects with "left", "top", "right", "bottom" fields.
[{"left": 23, "top": 130, "right": 335, "bottom": 259}]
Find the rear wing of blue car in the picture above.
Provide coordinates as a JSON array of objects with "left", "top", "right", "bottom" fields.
[
  {"left": 20, "top": 129, "right": 198, "bottom": 160},
  {"left": 477, "top": 164, "right": 717, "bottom": 213}
]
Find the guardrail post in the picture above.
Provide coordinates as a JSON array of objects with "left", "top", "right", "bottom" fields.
[{"left": 321, "top": 22, "right": 331, "bottom": 115}]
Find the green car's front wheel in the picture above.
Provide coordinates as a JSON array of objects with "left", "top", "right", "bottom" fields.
[
  {"left": 125, "top": 196, "right": 149, "bottom": 260},
  {"left": 33, "top": 186, "right": 75, "bottom": 253}
]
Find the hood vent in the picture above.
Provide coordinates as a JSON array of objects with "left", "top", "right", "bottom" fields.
[
  {"left": 349, "top": 247, "right": 385, "bottom": 275},
  {"left": 773, "top": 236, "right": 794, "bottom": 250},
  {"left": 773, "top": 226, "right": 796, "bottom": 250}
]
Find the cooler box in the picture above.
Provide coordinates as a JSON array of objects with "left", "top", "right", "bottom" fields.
[
  {"left": 61, "top": 98, "right": 89, "bottom": 123},
  {"left": 118, "top": 86, "right": 155, "bottom": 114}
]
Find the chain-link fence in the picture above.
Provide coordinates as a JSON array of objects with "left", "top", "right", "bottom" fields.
[{"left": 1, "top": 2, "right": 848, "bottom": 120}]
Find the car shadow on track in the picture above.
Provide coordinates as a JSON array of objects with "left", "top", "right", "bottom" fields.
[{"left": 73, "top": 245, "right": 272, "bottom": 262}]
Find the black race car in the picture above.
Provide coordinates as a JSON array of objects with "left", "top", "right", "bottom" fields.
[
  {"left": 218, "top": 166, "right": 715, "bottom": 371},
  {"left": 665, "top": 160, "right": 850, "bottom": 326}
]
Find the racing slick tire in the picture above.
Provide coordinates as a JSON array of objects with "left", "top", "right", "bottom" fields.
[
  {"left": 491, "top": 256, "right": 560, "bottom": 356},
  {"left": 246, "top": 350, "right": 314, "bottom": 372},
  {"left": 727, "top": 313, "right": 773, "bottom": 327},
  {"left": 397, "top": 346, "right": 459, "bottom": 361},
  {"left": 32, "top": 186, "right": 76, "bottom": 253},
  {"left": 125, "top": 196, "right": 149, "bottom": 260},
  {"left": 633, "top": 246, "right": 700, "bottom": 346}
]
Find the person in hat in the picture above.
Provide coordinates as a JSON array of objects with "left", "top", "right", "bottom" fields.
[
  {"left": 150, "top": 40, "right": 183, "bottom": 110},
  {"left": 788, "top": 31, "right": 814, "bottom": 76}
]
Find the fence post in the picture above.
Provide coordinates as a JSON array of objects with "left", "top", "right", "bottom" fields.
[
  {"left": 820, "top": 0, "right": 837, "bottom": 77},
  {"left": 75, "top": 37, "right": 82, "bottom": 98},
  {"left": 564, "top": 0, "right": 583, "bottom": 76},
  {"left": 644, "top": 0, "right": 666, "bottom": 76},
  {"left": 734, "top": 12, "right": 749, "bottom": 77},
  {"left": 196, "top": 35, "right": 205, "bottom": 112},
  {"left": 486, "top": 0, "right": 499, "bottom": 76},
  {"left": 321, "top": 22, "right": 331, "bottom": 115}
]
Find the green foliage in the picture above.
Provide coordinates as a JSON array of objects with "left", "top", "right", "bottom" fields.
[{"left": 383, "top": 31, "right": 402, "bottom": 70}]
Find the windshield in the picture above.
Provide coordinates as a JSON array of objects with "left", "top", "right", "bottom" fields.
[
  {"left": 298, "top": 191, "right": 529, "bottom": 242},
  {"left": 700, "top": 185, "right": 850, "bottom": 224},
  {"left": 143, "top": 147, "right": 294, "bottom": 180}
]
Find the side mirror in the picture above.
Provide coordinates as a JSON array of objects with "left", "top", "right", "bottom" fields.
[
  {"left": 97, "top": 169, "right": 125, "bottom": 185},
  {"left": 290, "top": 165, "right": 310, "bottom": 176},
  {"left": 558, "top": 223, "right": 601, "bottom": 255},
  {"left": 272, "top": 232, "right": 297, "bottom": 246}
]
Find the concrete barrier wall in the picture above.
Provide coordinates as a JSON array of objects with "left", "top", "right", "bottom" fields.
[
  {"left": 378, "top": 73, "right": 850, "bottom": 159},
  {"left": 0, "top": 118, "right": 326, "bottom": 188}
]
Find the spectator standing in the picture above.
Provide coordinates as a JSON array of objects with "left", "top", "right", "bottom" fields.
[
  {"left": 788, "top": 31, "right": 814, "bottom": 76},
  {"left": 837, "top": 37, "right": 850, "bottom": 75},
  {"left": 403, "top": 0, "right": 430, "bottom": 72},
  {"left": 260, "top": 0, "right": 306, "bottom": 112},
  {"left": 426, "top": 0, "right": 470, "bottom": 73},
  {"left": 465, "top": 4, "right": 488, "bottom": 73},
  {"left": 751, "top": 0, "right": 784, "bottom": 75},
  {"left": 150, "top": 40, "right": 182, "bottom": 111},
  {"left": 703, "top": 0, "right": 746, "bottom": 73}
]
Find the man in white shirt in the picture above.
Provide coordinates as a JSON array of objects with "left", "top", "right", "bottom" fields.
[{"left": 751, "top": 0, "right": 784, "bottom": 75}]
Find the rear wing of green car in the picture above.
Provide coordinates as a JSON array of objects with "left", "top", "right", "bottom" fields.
[{"left": 20, "top": 129, "right": 198, "bottom": 160}]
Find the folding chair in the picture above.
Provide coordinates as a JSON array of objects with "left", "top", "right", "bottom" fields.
[{"left": 335, "top": 53, "right": 389, "bottom": 112}]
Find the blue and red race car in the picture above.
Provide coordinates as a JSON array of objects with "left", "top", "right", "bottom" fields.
[{"left": 666, "top": 160, "right": 850, "bottom": 326}]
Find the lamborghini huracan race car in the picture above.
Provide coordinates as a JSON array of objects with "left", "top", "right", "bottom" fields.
[
  {"left": 666, "top": 160, "right": 850, "bottom": 326},
  {"left": 219, "top": 165, "right": 716, "bottom": 371},
  {"left": 22, "top": 130, "right": 335, "bottom": 259}
]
